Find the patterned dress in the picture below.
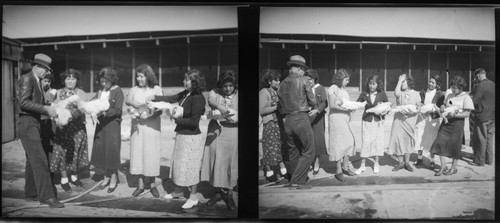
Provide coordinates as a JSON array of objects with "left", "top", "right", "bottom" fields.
[
  {"left": 260, "top": 88, "right": 282, "bottom": 167},
  {"left": 50, "top": 88, "right": 89, "bottom": 173}
]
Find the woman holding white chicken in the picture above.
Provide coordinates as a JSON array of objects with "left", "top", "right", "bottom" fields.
[
  {"left": 414, "top": 75, "right": 445, "bottom": 170},
  {"left": 430, "top": 75, "right": 474, "bottom": 176},
  {"left": 152, "top": 69, "right": 206, "bottom": 209},
  {"left": 125, "top": 64, "right": 163, "bottom": 198},
  {"left": 203, "top": 70, "right": 238, "bottom": 211},
  {"left": 90, "top": 67, "right": 124, "bottom": 193},
  {"left": 388, "top": 74, "right": 421, "bottom": 172},
  {"left": 50, "top": 69, "right": 89, "bottom": 193},
  {"left": 327, "top": 69, "right": 357, "bottom": 182}
]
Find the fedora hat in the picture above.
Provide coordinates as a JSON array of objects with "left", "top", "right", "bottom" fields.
[
  {"left": 32, "top": 53, "right": 53, "bottom": 72},
  {"left": 286, "top": 55, "right": 309, "bottom": 70}
]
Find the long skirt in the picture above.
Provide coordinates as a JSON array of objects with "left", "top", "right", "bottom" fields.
[
  {"left": 311, "top": 113, "right": 327, "bottom": 158},
  {"left": 129, "top": 117, "right": 161, "bottom": 177},
  {"left": 328, "top": 112, "right": 355, "bottom": 161},
  {"left": 415, "top": 115, "right": 441, "bottom": 154},
  {"left": 206, "top": 124, "right": 238, "bottom": 189},
  {"left": 359, "top": 119, "right": 385, "bottom": 158},
  {"left": 90, "top": 119, "right": 121, "bottom": 171},
  {"left": 51, "top": 119, "right": 89, "bottom": 173},
  {"left": 430, "top": 118, "right": 464, "bottom": 159},
  {"left": 261, "top": 120, "right": 282, "bottom": 166},
  {"left": 388, "top": 113, "right": 417, "bottom": 155},
  {"left": 171, "top": 133, "right": 204, "bottom": 187}
]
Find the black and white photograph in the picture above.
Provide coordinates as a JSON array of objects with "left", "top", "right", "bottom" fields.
[
  {"left": 2, "top": 5, "right": 239, "bottom": 217},
  {"left": 258, "top": 7, "right": 495, "bottom": 219}
]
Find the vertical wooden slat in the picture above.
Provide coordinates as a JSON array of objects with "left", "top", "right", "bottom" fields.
[
  {"left": 132, "top": 48, "right": 136, "bottom": 86},
  {"left": 359, "top": 49, "right": 362, "bottom": 91},
  {"left": 384, "top": 50, "right": 387, "bottom": 92},
  {"left": 217, "top": 43, "right": 221, "bottom": 81},
  {"left": 159, "top": 48, "right": 163, "bottom": 88},
  {"left": 90, "top": 51, "right": 94, "bottom": 93}
]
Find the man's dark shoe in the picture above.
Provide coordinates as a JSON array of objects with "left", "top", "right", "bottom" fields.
[
  {"left": 40, "top": 198, "right": 64, "bottom": 208},
  {"left": 25, "top": 195, "right": 38, "bottom": 202},
  {"left": 415, "top": 159, "right": 423, "bottom": 167}
]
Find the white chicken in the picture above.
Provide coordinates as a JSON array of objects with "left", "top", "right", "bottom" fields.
[
  {"left": 419, "top": 103, "right": 438, "bottom": 114},
  {"left": 440, "top": 106, "right": 460, "bottom": 124},
  {"left": 207, "top": 108, "right": 238, "bottom": 122},
  {"left": 51, "top": 95, "right": 80, "bottom": 127},
  {"left": 77, "top": 98, "right": 110, "bottom": 125},
  {"left": 339, "top": 98, "right": 367, "bottom": 111},
  {"left": 390, "top": 104, "right": 418, "bottom": 115},
  {"left": 147, "top": 101, "right": 183, "bottom": 119},
  {"left": 366, "top": 102, "right": 392, "bottom": 115}
]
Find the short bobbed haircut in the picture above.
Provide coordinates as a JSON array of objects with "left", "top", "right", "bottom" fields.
[
  {"left": 449, "top": 75, "right": 467, "bottom": 90},
  {"left": 60, "top": 68, "right": 82, "bottom": 88},
  {"left": 135, "top": 64, "right": 159, "bottom": 88},
  {"left": 217, "top": 70, "right": 238, "bottom": 90},
  {"left": 98, "top": 67, "right": 119, "bottom": 86},
  {"left": 260, "top": 69, "right": 281, "bottom": 88},
  {"left": 331, "top": 69, "right": 351, "bottom": 88},
  {"left": 305, "top": 69, "right": 319, "bottom": 83},
  {"left": 185, "top": 69, "right": 206, "bottom": 94},
  {"left": 364, "top": 75, "right": 384, "bottom": 93}
]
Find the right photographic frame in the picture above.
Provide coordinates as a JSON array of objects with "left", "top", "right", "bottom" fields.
[{"left": 258, "top": 7, "right": 495, "bottom": 219}]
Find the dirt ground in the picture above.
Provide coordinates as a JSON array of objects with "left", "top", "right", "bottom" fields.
[{"left": 2, "top": 87, "right": 238, "bottom": 218}]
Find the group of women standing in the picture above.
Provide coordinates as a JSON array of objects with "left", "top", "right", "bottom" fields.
[
  {"left": 260, "top": 67, "right": 475, "bottom": 183},
  {"left": 44, "top": 65, "right": 238, "bottom": 210}
]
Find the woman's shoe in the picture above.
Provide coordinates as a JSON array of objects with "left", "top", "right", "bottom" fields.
[
  {"left": 334, "top": 173, "right": 345, "bottom": 182},
  {"left": 404, "top": 162, "right": 414, "bottom": 172},
  {"left": 312, "top": 169, "right": 320, "bottom": 175},
  {"left": 392, "top": 163, "right": 404, "bottom": 172},
  {"left": 207, "top": 193, "right": 222, "bottom": 206},
  {"left": 280, "top": 167, "right": 287, "bottom": 176},
  {"left": 107, "top": 182, "right": 118, "bottom": 193},
  {"left": 132, "top": 187, "right": 144, "bottom": 197},
  {"left": 150, "top": 187, "right": 160, "bottom": 198},
  {"left": 434, "top": 166, "right": 449, "bottom": 176},
  {"left": 355, "top": 165, "right": 366, "bottom": 175},
  {"left": 61, "top": 183, "right": 72, "bottom": 193},
  {"left": 222, "top": 193, "right": 237, "bottom": 210},
  {"left": 415, "top": 159, "right": 423, "bottom": 167},
  {"left": 181, "top": 199, "right": 198, "bottom": 209},
  {"left": 429, "top": 162, "right": 436, "bottom": 170},
  {"left": 373, "top": 164, "right": 380, "bottom": 174},
  {"left": 342, "top": 168, "right": 356, "bottom": 176},
  {"left": 70, "top": 178, "right": 84, "bottom": 188},
  {"left": 443, "top": 168, "right": 458, "bottom": 175}
]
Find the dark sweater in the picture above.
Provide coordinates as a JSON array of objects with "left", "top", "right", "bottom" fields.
[
  {"left": 154, "top": 90, "right": 206, "bottom": 135},
  {"left": 357, "top": 91, "right": 389, "bottom": 122},
  {"left": 472, "top": 78, "right": 495, "bottom": 122}
]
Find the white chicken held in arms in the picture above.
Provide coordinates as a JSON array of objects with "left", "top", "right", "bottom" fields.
[{"left": 78, "top": 98, "right": 110, "bottom": 125}]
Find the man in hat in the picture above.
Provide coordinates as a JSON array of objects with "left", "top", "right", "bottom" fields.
[
  {"left": 470, "top": 68, "right": 495, "bottom": 166},
  {"left": 16, "top": 53, "right": 64, "bottom": 208},
  {"left": 277, "top": 55, "right": 317, "bottom": 189}
]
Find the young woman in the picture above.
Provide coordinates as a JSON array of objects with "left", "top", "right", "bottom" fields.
[
  {"left": 327, "top": 69, "right": 357, "bottom": 182},
  {"left": 304, "top": 69, "right": 328, "bottom": 175},
  {"left": 355, "top": 75, "right": 388, "bottom": 175},
  {"left": 415, "top": 75, "right": 445, "bottom": 169},
  {"left": 388, "top": 74, "right": 421, "bottom": 172},
  {"left": 153, "top": 69, "right": 206, "bottom": 209},
  {"left": 50, "top": 69, "right": 89, "bottom": 193},
  {"left": 431, "top": 75, "right": 474, "bottom": 176},
  {"left": 258, "top": 69, "right": 286, "bottom": 182},
  {"left": 91, "top": 67, "right": 124, "bottom": 193},
  {"left": 126, "top": 64, "right": 163, "bottom": 198},
  {"left": 203, "top": 70, "right": 238, "bottom": 211}
]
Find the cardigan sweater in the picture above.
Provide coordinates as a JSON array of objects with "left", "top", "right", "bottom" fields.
[{"left": 154, "top": 90, "right": 206, "bottom": 135}]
